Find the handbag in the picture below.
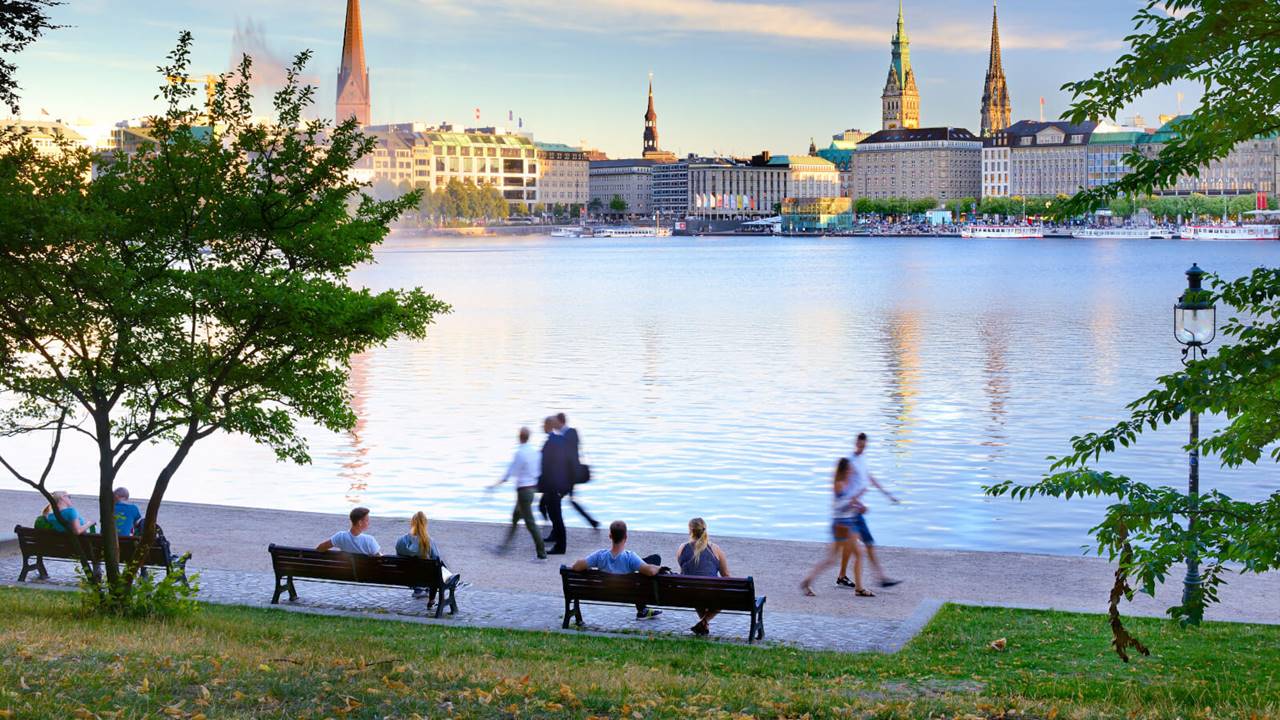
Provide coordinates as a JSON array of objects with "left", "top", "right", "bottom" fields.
[{"left": 575, "top": 464, "right": 591, "bottom": 484}]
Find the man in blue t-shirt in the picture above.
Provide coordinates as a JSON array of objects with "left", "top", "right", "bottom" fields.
[
  {"left": 113, "top": 487, "right": 143, "bottom": 537},
  {"left": 317, "top": 507, "right": 381, "bottom": 556},
  {"left": 571, "top": 520, "right": 663, "bottom": 620}
]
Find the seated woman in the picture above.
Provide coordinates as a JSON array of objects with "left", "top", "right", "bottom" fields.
[
  {"left": 676, "top": 517, "right": 731, "bottom": 636},
  {"left": 395, "top": 511, "right": 449, "bottom": 603},
  {"left": 37, "top": 492, "right": 94, "bottom": 535}
]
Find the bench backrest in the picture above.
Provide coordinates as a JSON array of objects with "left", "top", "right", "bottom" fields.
[
  {"left": 560, "top": 567, "right": 657, "bottom": 605},
  {"left": 268, "top": 545, "right": 444, "bottom": 588},
  {"left": 655, "top": 574, "right": 757, "bottom": 612},
  {"left": 14, "top": 525, "right": 174, "bottom": 567},
  {"left": 560, "top": 567, "right": 758, "bottom": 611}
]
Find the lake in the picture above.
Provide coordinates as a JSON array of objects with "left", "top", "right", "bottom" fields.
[{"left": 4, "top": 232, "right": 1276, "bottom": 555}]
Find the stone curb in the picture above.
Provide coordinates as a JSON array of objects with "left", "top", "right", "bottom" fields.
[{"left": 879, "top": 598, "right": 945, "bottom": 653}]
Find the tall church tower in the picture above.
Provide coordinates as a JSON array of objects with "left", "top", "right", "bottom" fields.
[
  {"left": 979, "top": 0, "right": 1011, "bottom": 136},
  {"left": 881, "top": 1, "right": 920, "bottom": 130},
  {"left": 643, "top": 74, "right": 659, "bottom": 155},
  {"left": 336, "top": 0, "right": 370, "bottom": 126}
]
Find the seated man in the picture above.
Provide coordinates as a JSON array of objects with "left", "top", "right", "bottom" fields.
[
  {"left": 571, "top": 520, "right": 664, "bottom": 620},
  {"left": 113, "top": 487, "right": 143, "bottom": 537},
  {"left": 317, "top": 507, "right": 381, "bottom": 556}
]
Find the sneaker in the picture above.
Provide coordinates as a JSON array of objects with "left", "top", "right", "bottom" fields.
[
  {"left": 879, "top": 578, "right": 902, "bottom": 588},
  {"left": 636, "top": 609, "right": 663, "bottom": 620},
  {"left": 836, "top": 576, "right": 855, "bottom": 588},
  {"left": 412, "top": 588, "right": 428, "bottom": 599},
  {"left": 690, "top": 622, "right": 710, "bottom": 636}
]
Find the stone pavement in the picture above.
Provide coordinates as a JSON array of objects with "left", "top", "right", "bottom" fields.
[{"left": 2, "top": 488, "right": 1277, "bottom": 654}]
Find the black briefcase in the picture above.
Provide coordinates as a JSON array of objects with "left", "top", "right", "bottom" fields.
[{"left": 575, "top": 464, "right": 591, "bottom": 484}]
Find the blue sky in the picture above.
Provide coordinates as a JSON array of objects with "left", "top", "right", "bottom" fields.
[{"left": 15, "top": 0, "right": 1201, "bottom": 158}]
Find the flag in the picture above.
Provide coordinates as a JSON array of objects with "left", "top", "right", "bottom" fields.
[
  {"left": 518, "top": 117, "right": 523, "bottom": 128},
  {"left": 40, "top": 108, "right": 49, "bottom": 116},
  {"left": 474, "top": 107, "right": 481, "bottom": 120},
  {"left": 508, "top": 110, "right": 513, "bottom": 121}
]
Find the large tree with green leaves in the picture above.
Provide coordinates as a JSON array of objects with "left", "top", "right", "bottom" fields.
[
  {"left": 0, "top": 33, "right": 448, "bottom": 610},
  {"left": 988, "top": 0, "right": 1280, "bottom": 660}
]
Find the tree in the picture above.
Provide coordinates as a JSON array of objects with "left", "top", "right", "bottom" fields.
[
  {"left": 988, "top": 0, "right": 1280, "bottom": 660},
  {"left": 0, "top": 33, "right": 449, "bottom": 610},
  {"left": 608, "top": 195, "right": 627, "bottom": 214},
  {"left": 587, "top": 198, "right": 603, "bottom": 214},
  {"left": 0, "top": 1, "right": 60, "bottom": 114},
  {"left": 1057, "top": 0, "right": 1280, "bottom": 216}
]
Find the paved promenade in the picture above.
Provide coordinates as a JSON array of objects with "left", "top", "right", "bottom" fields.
[{"left": 2, "top": 489, "right": 1277, "bottom": 653}]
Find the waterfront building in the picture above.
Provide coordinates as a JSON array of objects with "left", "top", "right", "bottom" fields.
[
  {"left": 1085, "top": 122, "right": 1147, "bottom": 190},
  {"left": 816, "top": 130, "right": 870, "bottom": 198},
  {"left": 1140, "top": 116, "right": 1279, "bottom": 196},
  {"left": 786, "top": 154, "right": 841, "bottom": 198},
  {"left": 852, "top": 127, "right": 981, "bottom": 200},
  {"left": 535, "top": 142, "right": 589, "bottom": 207},
  {"left": 687, "top": 154, "right": 788, "bottom": 218},
  {"left": 641, "top": 76, "right": 677, "bottom": 163},
  {"left": 364, "top": 123, "right": 539, "bottom": 206},
  {"left": 652, "top": 159, "right": 692, "bottom": 217},
  {"left": 981, "top": 132, "right": 1010, "bottom": 198},
  {"left": 979, "top": 0, "right": 1011, "bottom": 137},
  {"left": 781, "top": 197, "right": 854, "bottom": 232},
  {"left": 0, "top": 119, "right": 88, "bottom": 157},
  {"left": 881, "top": 2, "right": 920, "bottom": 131},
  {"left": 336, "top": 0, "right": 371, "bottom": 126},
  {"left": 1005, "top": 119, "right": 1097, "bottom": 197},
  {"left": 589, "top": 159, "right": 656, "bottom": 215}
]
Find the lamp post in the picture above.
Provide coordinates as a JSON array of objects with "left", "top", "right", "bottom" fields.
[{"left": 1173, "top": 262, "right": 1216, "bottom": 625}]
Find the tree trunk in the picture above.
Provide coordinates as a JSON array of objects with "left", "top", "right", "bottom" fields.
[
  {"left": 137, "top": 427, "right": 200, "bottom": 578},
  {"left": 95, "top": 412, "right": 121, "bottom": 591}
]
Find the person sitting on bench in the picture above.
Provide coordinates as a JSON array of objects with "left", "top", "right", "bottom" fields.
[
  {"left": 676, "top": 517, "right": 732, "bottom": 636},
  {"left": 571, "top": 520, "right": 664, "bottom": 620},
  {"left": 395, "top": 511, "right": 449, "bottom": 601},
  {"left": 317, "top": 507, "right": 380, "bottom": 555},
  {"left": 113, "top": 487, "right": 143, "bottom": 537},
  {"left": 36, "top": 492, "right": 95, "bottom": 534}
]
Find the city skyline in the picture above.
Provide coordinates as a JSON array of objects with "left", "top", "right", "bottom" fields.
[{"left": 15, "top": 0, "right": 1202, "bottom": 158}]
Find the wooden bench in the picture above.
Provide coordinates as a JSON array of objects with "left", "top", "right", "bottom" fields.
[
  {"left": 267, "top": 544, "right": 460, "bottom": 619},
  {"left": 560, "top": 567, "right": 766, "bottom": 642},
  {"left": 13, "top": 525, "right": 189, "bottom": 585}
]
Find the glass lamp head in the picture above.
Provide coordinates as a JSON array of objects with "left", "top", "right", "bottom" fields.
[{"left": 1174, "top": 263, "right": 1215, "bottom": 347}]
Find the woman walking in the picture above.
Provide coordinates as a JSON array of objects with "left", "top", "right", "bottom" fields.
[
  {"left": 800, "top": 458, "right": 874, "bottom": 597},
  {"left": 676, "top": 517, "right": 731, "bottom": 636}
]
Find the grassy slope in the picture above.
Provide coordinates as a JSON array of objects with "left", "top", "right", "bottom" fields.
[{"left": 0, "top": 587, "right": 1276, "bottom": 719}]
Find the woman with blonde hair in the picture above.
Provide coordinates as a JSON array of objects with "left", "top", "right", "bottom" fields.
[
  {"left": 36, "top": 492, "right": 94, "bottom": 535},
  {"left": 676, "top": 517, "right": 731, "bottom": 636},
  {"left": 395, "top": 511, "right": 449, "bottom": 602}
]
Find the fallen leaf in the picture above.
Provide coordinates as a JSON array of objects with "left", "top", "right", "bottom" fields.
[{"left": 989, "top": 638, "right": 1007, "bottom": 652}]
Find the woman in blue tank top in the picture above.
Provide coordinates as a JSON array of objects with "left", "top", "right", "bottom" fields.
[{"left": 676, "top": 517, "right": 731, "bottom": 636}]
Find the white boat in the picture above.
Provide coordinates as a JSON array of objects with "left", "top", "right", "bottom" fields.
[
  {"left": 592, "top": 226, "right": 672, "bottom": 238},
  {"left": 961, "top": 225, "right": 1044, "bottom": 239},
  {"left": 1179, "top": 224, "right": 1280, "bottom": 241},
  {"left": 1072, "top": 227, "right": 1172, "bottom": 240},
  {"left": 551, "top": 226, "right": 592, "bottom": 238}
]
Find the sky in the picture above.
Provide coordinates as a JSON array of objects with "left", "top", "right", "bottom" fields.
[{"left": 12, "top": 0, "right": 1203, "bottom": 158}]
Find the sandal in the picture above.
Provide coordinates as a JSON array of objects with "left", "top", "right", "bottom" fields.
[
  {"left": 800, "top": 582, "right": 817, "bottom": 597},
  {"left": 836, "top": 576, "right": 855, "bottom": 588},
  {"left": 855, "top": 588, "right": 876, "bottom": 597}
]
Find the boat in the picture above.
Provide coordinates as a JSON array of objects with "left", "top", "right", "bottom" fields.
[
  {"left": 592, "top": 226, "right": 672, "bottom": 238},
  {"left": 960, "top": 225, "right": 1044, "bottom": 239},
  {"left": 1179, "top": 224, "right": 1280, "bottom": 241},
  {"left": 551, "top": 226, "right": 593, "bottom": 238},
  {"left": 1071, "top": 227, "right": 1173, "bottom": 240}
]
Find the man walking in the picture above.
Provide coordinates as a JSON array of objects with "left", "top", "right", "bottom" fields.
[
  {"left": 556, "top": 412, "right": 599, "bottom": 529},
  {"left": 491, "top": 427, "right": 547, "bottom": 559},
  {"left": 840, "top": 432, "right": 901, "bottom": 590},
  {"left": 539, "top": 416, "right": 575, "bottom": 555}
]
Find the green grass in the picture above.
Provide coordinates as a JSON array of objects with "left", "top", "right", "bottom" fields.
[{"left": 0, "top": 586, "right": 1276, "bottom": 719}]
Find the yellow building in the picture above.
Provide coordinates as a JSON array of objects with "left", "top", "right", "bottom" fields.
[{"left": 364, "top": 123, "right": 539, "bottom": 206}]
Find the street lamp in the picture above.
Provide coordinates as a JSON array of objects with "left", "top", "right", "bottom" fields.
[{"left": 1173, "top": 262, "right": 1215, "bottom": 625}]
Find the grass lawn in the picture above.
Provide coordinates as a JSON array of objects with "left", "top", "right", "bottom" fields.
[{"left": 0, "top": 586, "right": 1276, "bottom": 719}]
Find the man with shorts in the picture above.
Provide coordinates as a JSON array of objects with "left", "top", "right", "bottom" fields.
[{"left": 838, "top": 432, "right": 901, "bottom": 592}]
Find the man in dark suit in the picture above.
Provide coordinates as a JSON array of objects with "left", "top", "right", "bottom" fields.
[
  {"left": 538, "top": 416, "right": 575, "bottom": 554},
  {"left": 556, "top": 412, "right": 599, "bottom": 529}
]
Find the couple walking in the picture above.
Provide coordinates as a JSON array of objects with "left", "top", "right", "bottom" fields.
[{"left": 492, "top": 412, "right": 595, "bottom": 558}]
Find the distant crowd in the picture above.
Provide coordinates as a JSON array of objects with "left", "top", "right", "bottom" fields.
[{"left": 30, "top": 415, "right": 902, "bottom": 637}]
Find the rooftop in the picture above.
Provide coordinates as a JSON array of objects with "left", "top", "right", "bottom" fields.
[{"left": 859, "top": 127, "right": 981, "bottom": 145}]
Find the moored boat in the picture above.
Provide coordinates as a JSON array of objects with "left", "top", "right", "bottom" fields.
[
  {"left": 592, "top": 226, "right": 672, "bottom": 238},
  {"left": 960, "top": 225, "right": 1044, "bottom": 239},
  {"left": 1179, "top": 224, "right": 1280, "bottom": 241},
  {"left": 1072, "top": 227, "right": 1173, "bottom": 240}
]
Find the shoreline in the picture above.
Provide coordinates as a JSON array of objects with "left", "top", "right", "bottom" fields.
[{"left": 4, "top": 488, "right": 1278, "bottom": 628}]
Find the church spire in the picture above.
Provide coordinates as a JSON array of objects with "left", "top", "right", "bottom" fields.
[
  {"left": 643, "top": 73, "right": 659, "bottom": 155},
  {"left": 979, "top": 0, "right": 1011, "bottom": 136},
  {"left": 336, "top": 0, "right": 370, "bottom": 126},
  {"left": 881, "top": 1, "right": 919, "bottom": 130}
]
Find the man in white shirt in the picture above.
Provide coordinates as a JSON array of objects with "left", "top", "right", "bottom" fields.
[
  {"left": 317, "top": 506, "right": 381, "bottom": 555},
  {"left": 838, "top": 433, "right": 901, "bottom": 590},
  {"left": 492, "top": 426, "right": 547, "bottom": 559}
]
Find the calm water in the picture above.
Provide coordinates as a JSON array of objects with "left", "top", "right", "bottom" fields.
[{"left": 5, "top": 233, "right": 1276, "bottom": 555}]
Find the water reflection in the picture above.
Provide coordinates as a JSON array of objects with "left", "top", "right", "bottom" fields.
[
  {"left": 979, "top": 312, "right": 1010, "bottom": 455},
  {"left": 338, "top": 351, "right": 372, "bottom": 505},
  {"left": 881, "top": 309, "right": 922, "bottom": 453}
]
